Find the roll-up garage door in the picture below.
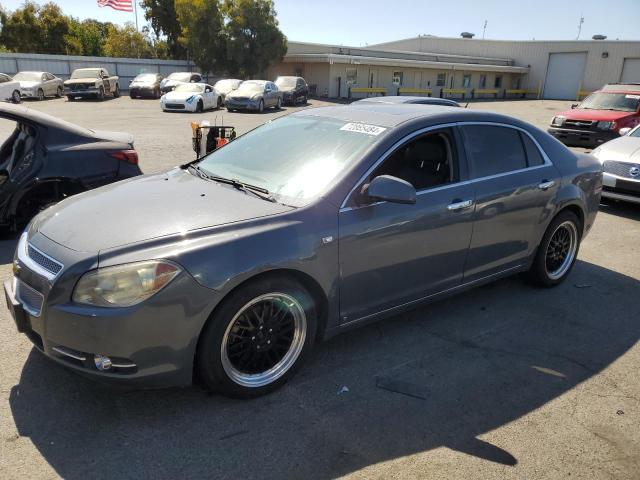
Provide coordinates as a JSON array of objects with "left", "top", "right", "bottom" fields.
[
  {"left": 621, "top": 58, "right": 640, "bottom": 83},
  {"left": 543, "top": 52, "right": 587, "bottom": 100}
]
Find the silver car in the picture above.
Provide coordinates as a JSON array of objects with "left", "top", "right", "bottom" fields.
[
  {"left": 4, "top": 104, "right": 601, "bottom": 398},
  {"left": 591, "top": 124, "right": 640, "bottom": 204},
  {"left": 14, "top": 71, "right": 64, "bottom": 100},
  {"left": 225, "top": 80, "right": 282, "bottom": 112}
]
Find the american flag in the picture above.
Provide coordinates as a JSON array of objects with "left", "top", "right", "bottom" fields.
[{"left": 97, "top": 0, "right": 133, "bottom": 12}]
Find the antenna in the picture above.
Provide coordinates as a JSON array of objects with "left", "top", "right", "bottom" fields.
[
  {"left": 482, "top": 20, "right": 487, "bottom": 39},
  {"left": 576, "top": 14, "right": 584, "bottom": 40}
]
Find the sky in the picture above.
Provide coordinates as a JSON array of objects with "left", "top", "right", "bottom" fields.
[{"left": 1, "top": 0, "right": 639, "bottom": 45}]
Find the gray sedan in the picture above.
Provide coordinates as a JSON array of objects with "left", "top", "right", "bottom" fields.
[
  {"left": 13, "top": 71, "right": 64, "bottom": 100},
  {"left": 4, "top": 104, "right": 602, "bottom": 398},
  {"left": 225, "top": 80, "right": 282, "bottom": 112}
]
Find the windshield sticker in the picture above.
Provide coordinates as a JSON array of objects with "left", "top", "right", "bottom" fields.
[
  {"left": 340, "top": 123, "right": 387, "bottom": 136},
  {"left": 625, "top": 94, "right": 640, "bottom": 99}
]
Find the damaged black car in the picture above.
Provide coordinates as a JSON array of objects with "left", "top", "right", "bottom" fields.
[{"left": 0, "top": 103, "right": 142, "bottom": 229}]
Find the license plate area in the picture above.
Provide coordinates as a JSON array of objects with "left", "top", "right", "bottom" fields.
[{"left": 616, "top": 179, "right": 640, "bottom": 194}]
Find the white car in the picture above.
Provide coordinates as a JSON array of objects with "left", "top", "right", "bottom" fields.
[
  {"left": 14, "top": 71, "right": 64, "bottom": 100},
  {"left": 0, "top": 73, "right": 22, "bottom": 103},
  {"left": 160, "top": 72, "right": 202, "bottom": 93},
  {"left": 591, "top": 124, "right": 640, "bottom": 204},
  {"left": 160, "top": 83, "right": 220, "bottom": 113}
]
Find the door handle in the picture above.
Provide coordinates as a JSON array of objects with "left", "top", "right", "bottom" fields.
[
  {"left": 447, "top": 199, "right": 474, "bottom": 211},
  {"left": 538, "top": 180, "right": 555, "bottom": 190}
]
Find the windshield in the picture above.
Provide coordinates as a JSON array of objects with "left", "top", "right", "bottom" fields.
[
  {"left": 275, "top": 77, "right": 297, "bottom": 88},
  {"left": 167, "top": 72, "right": 191, "bottom": 82},
  {"left": 197, "top": 116, "right": 385, "bottom": 205},
  {"left": 13, "top": 72, "right": 43, "bottom": 81},
  {"left": 134, "top": 74, "right": 157, "bottom": 82},
  {"left": 237, "top": 81, "right": 265, "bottom": 93},
  {"left": 630, "top": 126, "right": 640, "bottom": 138},
  {"left": 174, "top": 83, "right": 204, "bottom": 93},
  {"left": 71, "top": 69, "right": 101, "bottom": 79},
  {"left": 579, "top": 92, "right": 640, "bottom": 112}
]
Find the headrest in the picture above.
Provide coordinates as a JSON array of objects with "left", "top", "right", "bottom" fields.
[{"left": 404, "top": 137, "right": 447, "bottom": 172}]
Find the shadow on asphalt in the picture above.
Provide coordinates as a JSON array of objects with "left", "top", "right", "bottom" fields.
[
  {"left": 8, "top": 260, "right": 639, "bottom": 479},
  {"left": 599, "top": 200, "right": 640, "bottom": 221}
]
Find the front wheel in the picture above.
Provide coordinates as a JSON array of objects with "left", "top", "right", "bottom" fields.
[
  {"left": 97, "top": 87, "right": 104, "bottom": 101},
  {"left": 11, "top": 90, "right": 21, "bottom": 104},
  {"left": 37, "top": 89, "right": 45, "bottom": 101},
  {"left": 113, "top": 85, "right": 120, "bottom": 98},
  {"left": 196, "top": 276, "right": 317, "bottom": 398},
  {"left": 275, "top": 97, "right": 282, "bottom": 110},
  {"left": 195, "top": 100, "right": 203, "bottom": 113},
  {"left": 257, "top": 99, "right": 264, "bottom": 113},
  {"left": 56, "top": 86, "right": 63, "bottom": 98},
  {"left": 526, "top": 211, "right": 581, "bottom": 287}
]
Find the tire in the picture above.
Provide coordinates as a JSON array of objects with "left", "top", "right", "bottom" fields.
[
  {"left": 97, "top": 87, "right": 104, "bottom": 101},
  {"left": 113, "top": 84, "right": 120, "bottom": 98},
  {"left": 258, "top": 99, "right": 264, "bottom": 113},
  {"left": 301, "top": 95, "right": 307, "bottom": 104},
  {"left": 37, "top": 89, "right": 45, "bottom": 101},
  {"left": 129, "top": 92, "right": 135, "bottom": 99},
  {"left": 217, "top": 97, "right": 223, "bottom": 109},
  {"left": 11, "top": 90, "right": 21, "bottom": 104},
  {"left": 56, "top": 86, "right": 63, "bottom": 98},
  {"left": 275, "top": 97, "right": 282, "bottom": 110},
  {"left": 67, "top": 95, "right": 75, "bottom": 102},
  {"left": 196, "top": 275, "right": 317, "bottom": 398},
  {"left": 196, "top": 100, "right": 203, "bottom": 113},
  {"left": 155, "top": 87, "right": 161, "bottom": 99},
  {"left": 526, "top": 210, "right": 582, "bottom": 287}
]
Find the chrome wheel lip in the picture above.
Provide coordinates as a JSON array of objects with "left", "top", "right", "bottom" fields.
[
  {"left": 221, "top": 292, "right": 307, "bottom": 388},
  {"left": 545, "top": 220, "right": 578, "bottom": 280}
]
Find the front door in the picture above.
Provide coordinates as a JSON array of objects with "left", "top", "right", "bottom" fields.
[
  {"left": 338, "top": 128, "right": 475, "bottom": 323},
  {"left": 460, "top": 124, "right": 561, "bottom": 281}
]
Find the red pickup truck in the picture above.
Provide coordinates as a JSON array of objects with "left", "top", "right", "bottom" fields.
[{"left": 548, "top": 83, "right": 640, "bottom": 148}]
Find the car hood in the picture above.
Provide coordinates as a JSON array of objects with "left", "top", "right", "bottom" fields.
[
  {"left": 227, "top": 91, "right": 260, "bottom": 100},
  {"left": 18, "top": 81, "right": 41, "bottom": 88},
  {"left": 555, "top": 109, "right": 635, "bottom": 122},
  {"left": 131, "top": 81, "right": 155, "bottom": 87},
  {"left": 64, "top": 78, "right": 99, "bottom": 85},
  {"left": 593, "top": 136, "right": 640, "bottom": 162},
  {"left": 32, "top": 168, "right": 292, "bottom": 252},
  {"left": 163, "top": 91, "right": 201, "bottom": 102}
]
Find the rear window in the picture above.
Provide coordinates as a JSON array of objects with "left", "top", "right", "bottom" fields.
[
  {"left": 462, "top": 125, "right": 527, "bottom": 178},
  {"left": 520, "top": 132, "right": 545, "bottom": 166}
]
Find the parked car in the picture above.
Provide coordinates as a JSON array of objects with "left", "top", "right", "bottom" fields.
[
  {"left": 274, "top": 76, "right": 309, "bottom": 105},
  {"left": 64, "top": 68, "right": 120, "bottom": 101},
  {"left": 160, "top": 83, "right": 221, "bottom": 113},
  {"left": 213, "top": 78, "right": 242, "bottom": 103},
  {"left": 0, "top": 74, "right": 22, "bottom": 104},
  {"left": 355, "top": 96, "right": 461, "bottom": 107},
  {"left": 3, "top": 104, "right": 602, "bottom": 397},
  {"left": 0, "top": 102, "right": 141, "bottom": 229},
  {"left": 129, "top": 73, "right": 163, "bottom": 99},
  {"left": 13, "top": 72, "right": 64, "bottom": 101},
  {"left": 160, "top": 72, "right": 202, "bottom": 94},
  {"left": 591, "top": 124, "right": 640, "bottom": 204},
  {"left": 225, "top": 80, "right": 282, "bottom": 112},
  {"left": 548, "top": 83, "right": 640, "bottom": 148}
]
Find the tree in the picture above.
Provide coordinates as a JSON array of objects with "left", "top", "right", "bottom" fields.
[
  {"left": 140, "top": 0, "right": 185, "bottom": 59},
  {"left": 67, "top": 18, "right": 111, "bottom": 56},
  {"left": 103, "top": 22, "right": 155, "bottom": 58},
  {"left": 174, "top": 0, "right": 224, "bottom": 75},
  {"left": 0, "top": 1, "right": 43, "bottom": 53},
  {"left": 38, "top": 3, "right": 72, "bottom": 54},
  {"left": 222, "top": 0, "right": 287, "bottom": 78}
]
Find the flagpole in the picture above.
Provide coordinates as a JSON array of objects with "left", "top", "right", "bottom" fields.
[{"left": 134, "top": 1, "right": 139, "bottom": 31}]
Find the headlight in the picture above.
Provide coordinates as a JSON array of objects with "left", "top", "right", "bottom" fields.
[
  {"left": 186, "top": 95, "right": 195, "bottom": 104},
  {"left": 551, "top": 116, "right": 565, "bottom": 127},
  {"left": 72, "top": 260, "right": 181, "bottom": 307},
  {"left": 597, "top": 121, "right": 616, "bottom": 130}
]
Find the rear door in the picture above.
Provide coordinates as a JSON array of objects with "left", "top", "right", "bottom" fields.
[{"left": 460, "top": 123, "right": 561, "bottom": 282}]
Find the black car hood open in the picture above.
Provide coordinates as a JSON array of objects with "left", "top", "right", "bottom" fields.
[{"left": 32, "top": 168, "right": 292, "bottom": 252}]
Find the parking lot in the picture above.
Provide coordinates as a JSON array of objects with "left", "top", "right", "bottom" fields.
[{"left": 1, "top": 97, "right": 639, "bottom": 479}]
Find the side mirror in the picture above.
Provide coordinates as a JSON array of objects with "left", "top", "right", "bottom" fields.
[
  {"left": 618, "top": 127, "right": 632, "bottom": 136},
  {"left": 0, "top": 169, "right": 9, "bottom": 186},
  {"left": 571, "top": 103, "right": 578, "bottom": 109},
  {"left": 362, "top": 175, "right": 416, "bottom": 205}
]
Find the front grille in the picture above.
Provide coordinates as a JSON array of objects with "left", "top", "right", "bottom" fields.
[
  {"left": 230, "top": 97, "right": 248, "bottom": 101},
  {"left": 16, "top": 279, "right": 44, "bottom": 317},
  {"left": 70, "top": 84, "right": 92, "bottom": 91},
  {"left": 165, "top": 103, "right": 185, "bottom": 109},
  {"left": 564, "top": 119, "right": 597, "bottom": 130},
  {"left": 28, "top": 244, "right": 63, "bottom": 275},
  {"left": 603, "top": 160, "right": 640, "bottom": 179}
]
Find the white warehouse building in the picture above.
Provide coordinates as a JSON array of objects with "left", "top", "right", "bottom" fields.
[{"left": 267, "top": 36, "right": 640, "bottom": 100}]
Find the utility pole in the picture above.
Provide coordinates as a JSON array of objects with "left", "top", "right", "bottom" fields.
[
  {"left": 576, "top": 14, "right": 584, "bottom": 40},
  {"left": 482, "top": 20, "right": 487, "bottom": 39}
]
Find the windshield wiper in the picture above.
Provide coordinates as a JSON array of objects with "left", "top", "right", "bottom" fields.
[{"left": 188, "top": 165, "right": 276, "bottom": 203}]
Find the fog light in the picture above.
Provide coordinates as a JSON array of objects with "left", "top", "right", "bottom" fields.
[{"left": 94, "top": 354, "right": 112, "bottom": 371}]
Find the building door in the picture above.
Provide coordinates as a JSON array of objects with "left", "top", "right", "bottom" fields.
[
  {"left": 621, "top": 58, "right": 640, "bottom": 83},
  {"left": 543, "top": 52, "right": 587, "bottom": 100},
  {"left": 368, "top": 68, "right": 378, "bottom": 88}
]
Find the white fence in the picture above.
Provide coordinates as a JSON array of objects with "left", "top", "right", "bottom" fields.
[{"left": 0, "top": 52, "right": 200, "bottom": 90}]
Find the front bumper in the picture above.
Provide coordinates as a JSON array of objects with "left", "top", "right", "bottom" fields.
[
  {"left": 65, "top": 87, "right": 99, "bottom": 97},
  {"left": 20, "top": 90, "right": 38, "bottom": 99},
  {"left": 225, "top": 99, "right": 260, "bottom": 110},
  {"left": 602, "top": 172, "right": 640, "bottom": 204},
  {"left": 4, "top": 232, "right": 218, "bottom": 388},
  {"left": 130, "top": 87, "right": 156, "bottom": 97},
  {"left": 547, "top": 127, "right": 618, "bottom": 148},
  {"left": 161, "top": 102, "right": 195, "bottom": 112}
]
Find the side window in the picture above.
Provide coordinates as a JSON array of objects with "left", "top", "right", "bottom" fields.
[
  {"left": 462, "top": 125, "right": 527, "bottom": 178},
  {"left": 192, "top": 74, "right": 201, "bottom": 82},
  {"left": 372, "top": 130, "right": 457, "bottom": 191},
  {"left": 520, "top": 132, "right": 545, "bottom": 166}
]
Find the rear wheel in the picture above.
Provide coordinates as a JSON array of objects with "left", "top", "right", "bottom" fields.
[
  {"left": 196, "top": 276, "right": 317, "bottom": 398},
  {"left": 257, "top": 99, "right": 264, "bottom": 113},
  {"left": 113, "top": 84, "right": 120, "bottom": 98},
  {"left": 217, "top": 96, "right": 223, "bottom": 109},
  {"left": 11, "top": 90, "right": 21, "bottom": 104},
  {"left": 37, "top": 89, "right": 45, "bottom": 101},
  {"left": 527, "top": 211, "right": 581, "bottom": 287},
  {"left": 56, "top": 86, "right": 63, "bottom": 98},
  {"left": 275, "top": 97, "right": 282, "bottom": 109}
]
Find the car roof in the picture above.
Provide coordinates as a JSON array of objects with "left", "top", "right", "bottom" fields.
[
  {"left": 294, "top": 103, "right": 519, "bottom": 128},
  {"left": 355, "top": 96, "right": 460, "bottom": 106},
  {"left": 17, "top": 71, "right": 46, "bottom": 75},
  {"left": 0, "top": 102, "right": 93, "bottom": 136}
]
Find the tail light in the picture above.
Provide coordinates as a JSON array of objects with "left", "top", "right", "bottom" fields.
[{"left": 110, "top": 150, "right": 138, "bottom": 165}]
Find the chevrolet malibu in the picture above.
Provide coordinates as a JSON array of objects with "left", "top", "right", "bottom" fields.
[{"left": 4, "top": 104, "right": 602, "bottom": 398}]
